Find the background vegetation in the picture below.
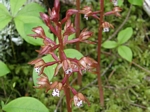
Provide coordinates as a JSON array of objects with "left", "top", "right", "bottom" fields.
[{"left": 0, "top": 0, "right": 150, "bottom": 112}]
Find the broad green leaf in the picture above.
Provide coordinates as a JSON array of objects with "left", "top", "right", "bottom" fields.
[
  {"left": 0, "top": 4, "right": 12, "bottom": 30},
  {"left": 117, "top": 45, "right": 132, "bottom": 62},
  {"left": 17, "top": 3, "right": 45, "bottom": 16},
  {"left": 14, "top": 17, "right": 44, "bottom": 45},
  {"left": 0, "top": 15, "right": 12, "bottom": 30},
  {"left": 15, "top": 15, "right": 43, "bottom": 23},
  {"left": 117, "top": 27, "right": 133, "bottom": 44},
  {"left": 128, "top": 0, "right": 143, "bottom": 6},
  {"left": 64, "top": 49, "right": 83, "bottom": 59},
  {"left": 0, "top": 61, "right": 10, "bottom": 77},
  {"left": 0, "top": 3, "right": 10, "bottom": 15},
  {"left": 14, "top": 17, "right": 26, "bottom": 39},
  {"left": 10, "top": 0, "right": 26, "bottom": 16},
  {"left": 2, "top": 97, "right": 49, "bottom": 112},
  {"left": 102, "top": 40, "right": 118, "bottom": 49},
  {"left": 33, "top": 55, "right": 56, "bottom": 85}
]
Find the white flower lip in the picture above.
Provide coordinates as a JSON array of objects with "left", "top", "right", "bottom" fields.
[{"left": 52, "top": 89, "right": 60, "bottom": 97}]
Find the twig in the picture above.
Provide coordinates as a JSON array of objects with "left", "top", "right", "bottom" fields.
[
  {"left": 107, "top": 5, "right": 132, "bottom": 40},
  {"left": 132, "top": 61, "right": 150, "bottom": 74},
  {"left": 130, "top": 103, "right": 147, "bottom": 109}
]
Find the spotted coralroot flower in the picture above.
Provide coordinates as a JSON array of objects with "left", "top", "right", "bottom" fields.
[
  {"left": 54, "top": 59, "right": 73, "bottom": 76},
  {"left": 79, "top": 56, "right": 98, "bottom": 73},
  {"left": 63, "top": 19, "right": 76, "bottom": 37},
  {"left": 79, "top": 6, "right": 100, "bottom": 20},
  {"left": 28, "top": 58, "right": 45, "bottom": 74},
  {"left": 50, "top": 81, "right": 63, "bottom": 97},
  {"left": 29, "top": 26, "right": 46, "bottom": 39},
  {"left": 102, "top": 22, "right": 114, "bottom": 32},
  {"left": 113, "top": 6, "right": 122, "bottom": 17},
  {"left": 34, "top": 75, "right": 51, "bottom": 92},
  {"left": 70, "top": 87, "right": 90, "bottom": 107},
  {"left": 104, "top": 6, "right": 122, "bottom": 17}
]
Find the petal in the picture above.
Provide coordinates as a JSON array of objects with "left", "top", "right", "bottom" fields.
[{"left": 54, "top": 63, "right": 62, "bottom": 76}]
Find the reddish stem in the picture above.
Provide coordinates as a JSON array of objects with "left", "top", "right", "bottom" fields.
[
  {"left": 64, "top": 75, "right": 72, "bottom": 112},
  {"left": 75, "top": 0, "right": 82, "bottom": 85},
  {"left": 57, "top": 23, "right": 72, "bottom": 111},
  {"left": 97, "top": 0, "right": 104, "bottom": 106}
]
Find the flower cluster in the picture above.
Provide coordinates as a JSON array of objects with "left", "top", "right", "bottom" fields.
[{"left": 28, "top": 0, "right": 122, "bottom": 108}]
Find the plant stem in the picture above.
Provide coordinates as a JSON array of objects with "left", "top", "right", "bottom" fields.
[
  {"left": 96, "top": 0, "right": 104, "bottom": 106},
  {"left": 75, "top": 0, "right": 82, "bottom": 85},
  {"left": 57, "top": 24, "right": 72, "bottom": 111},
  {"left": 64, "top": 75, "right": 72, "bottom": 112}
]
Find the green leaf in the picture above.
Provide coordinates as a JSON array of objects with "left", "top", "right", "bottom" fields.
[
  {"left": 10, "top": 0, "right": 26, "bottom": 16},
  {"left": 117, "top": 45, "right": 132, "bottom": 62},
  {"left": 2, "top": 97, "right": 49, "bottom": 112},
  {"left": 102, "top": 40, "right": 118, "bottom": 49},
  {"left": 64, "top": 49, "right": 83, "bottom": 59},
  {"left": 117, "top": 27, "right": 133, "bottom": 44},
  {"left": 0, "top": 4, "right": 12, "bottom": 30},
  {"left": 17, "top": 3, "right": 45, "bottom": 16},
  {"left": 0, "top": 3, "right": 10, "bottom": 14},
  {"left": 14, "top": 18, "right": 46, "bottom": 45},
  {"left": 33, "top": 55, "right": 56, "bottom": 85},
  {"left": 128, "top": 0, "right": 143, "bottom": 6},
  {"left": 0, "top": 61, "right": 10, "bottom": 77},
  {"left": 15, "top": 15, "right": 43, "bottom": 23},
  {"left": 0, "top": 15, "right": 12, "bottom": 30}
]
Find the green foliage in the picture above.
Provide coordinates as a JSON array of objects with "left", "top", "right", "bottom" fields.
[
  {"left": 0, "top": 4, "right": 11, "bottom": 30},
  {"left": 117, "top": 45, "right": 132, "bottom": 62},
  {"left": 102, "top": 27, "right": 133, "bottom": 62},
  {"left": 64, "top": 48, "right": 84, "bottom": 59},
  {"left": 10, "top": 0, "right": 26, "bottom": 16},
  {"left": 0, "top": 61, "right": 10, "bottom": 76},
  {"left": 128, "top": 0, "right": 143, "bottom": 6},
  {"left": 117, "top": 27, "right": 133, "bottom": 44},
  {"left": 0, "top": 0, "right": 47, "bottom": 45},
  {"left": 2, "top": 97, "right": 49, "bottom": 112},
  {"left": 102, "top": 40, "right": 118, "bottom": 48}
]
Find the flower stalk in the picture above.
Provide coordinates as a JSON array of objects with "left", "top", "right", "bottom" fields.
[
  {"left": 75, "top": 0, "right": 82, "bottom": 85},
  {"left": 97, "top": 0, "right": 104, "bottom": 106}
]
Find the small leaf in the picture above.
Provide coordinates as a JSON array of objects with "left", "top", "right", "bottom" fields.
[
  {"left": 33, "top": 55, "right": 56, "bottom": 85},
  {"left": 0, "top": 61, "right": 10, "bottom": 77},
  {"left": 2, "top": 97, "right": 49, "bottom": 112},
  {"left": 64, "top": 49, "right": 83, "bottom": 59},
  {"left": 17, "top": 3, "right": 45, "bottom": 16},
  {"left": 117, "top": 45, "right": 132, "bottom": 62},
  {"left": 10, "top": 0, "right": 26, "bottom": 16},
  {"left": 128, "top": 0, "right": 143, "bottom": 6},
  {"left": 102, "top": 40, "right": 118, "bottom": 49},
  {"left": 117, "top": 27, "right": 133, "bottom": 44}
]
